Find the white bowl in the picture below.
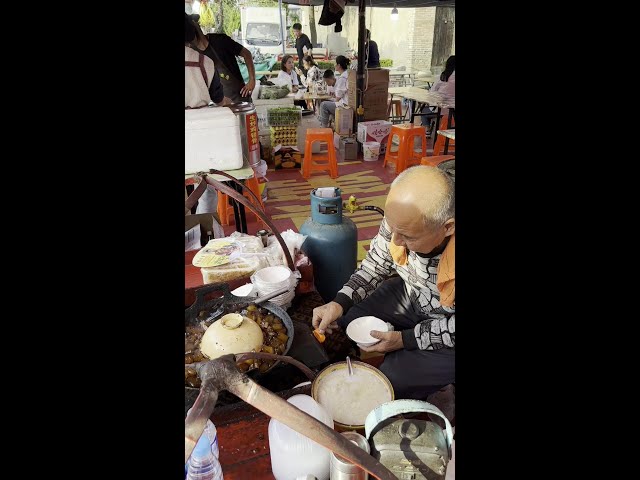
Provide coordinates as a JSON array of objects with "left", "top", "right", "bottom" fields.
[
  {"left": 346, "top": 316, "right": 389, "bottom": 347},
  {"left": 253, "top": 266, "right": 292, "bottom": 285}
]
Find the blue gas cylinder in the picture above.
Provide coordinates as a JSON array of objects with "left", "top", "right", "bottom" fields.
[{"left": 300, "top": 188, "right": 357, "bottom": 303}]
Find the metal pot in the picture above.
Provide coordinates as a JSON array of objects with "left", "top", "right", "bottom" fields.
[
  {"left": 185, "top": 283, "right": 295, "bottom": 412},
  {"left": 311, "top": 360, "right": 394, "bottom": 432},
  {"left": 227, "top": 102, "right": 261, "bottom": 168}
]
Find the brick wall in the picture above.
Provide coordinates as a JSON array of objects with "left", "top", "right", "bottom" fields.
[{"left": 408, "top": 8, "right": 437, "bottom": 72}]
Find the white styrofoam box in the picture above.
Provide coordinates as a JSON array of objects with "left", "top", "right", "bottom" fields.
[
  {"left": 357, "top": 120, "right": 392, "bottom": 155},
  {"left": 185, "top": 107, "right": 244, "bottom": 173}
]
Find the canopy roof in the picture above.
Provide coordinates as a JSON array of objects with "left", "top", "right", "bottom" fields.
[{"left": 282, "top": 0, "right": 454, "bottom": 8}]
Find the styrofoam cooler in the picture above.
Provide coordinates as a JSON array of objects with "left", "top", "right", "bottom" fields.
[{"left": 185, "top": 107, "right": 244, "bottom": 174}]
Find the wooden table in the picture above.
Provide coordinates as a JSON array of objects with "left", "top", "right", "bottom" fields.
[
  {"left": 185, "top": 166, "right": 256, "bottom": 235},
  {"left": 255, "top": 70, "right": 279, "bottom": 78},
  {"left": 303, "top": 92, "right": 334, "bottom": 112},
  {"left": 388, "top": 87, "right": 455, "bottom": 143},
  {"left": 388, "top": 67, "right": 420, "bottom": 87}
]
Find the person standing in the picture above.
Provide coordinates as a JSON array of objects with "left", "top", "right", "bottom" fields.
[
  {"left": 188, "top": 14, "right": 256, "bottom": 103},
  {"left": 292, "top": 23, "right": 313, "bottom": 73},
  {"left": 366, "top": 29, "right": 380, "bottom": 68}
]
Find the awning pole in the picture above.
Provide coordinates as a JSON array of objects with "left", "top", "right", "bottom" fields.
[
  {"left": 279, "top": 0, "right": 286, "bottom": 57},
  {"left": 356, "top": 0, "right": 366, "bottom": 122}
]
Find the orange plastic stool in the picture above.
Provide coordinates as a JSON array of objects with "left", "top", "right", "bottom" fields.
[
  {"left": 216, "top": 176, "right": 265, "bottom": 227},
  {"left": 421, "top": 155, "right": 455, "bottom": 168},
  {"left": 383, "top": 124, "right": 427, "bottom": 174},
  {"left": 433, "top": 115, "right": 456, "bottom": 156},
  {"left": 302, "top": 128, "right": 338, "bottom": 179}
]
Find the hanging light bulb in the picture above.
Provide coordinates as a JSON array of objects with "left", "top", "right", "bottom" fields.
[{"left": 391, "top": 5, "right": 399, "bottom": 21}]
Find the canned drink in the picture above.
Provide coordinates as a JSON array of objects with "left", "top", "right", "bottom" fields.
[{"left": 330, "top": 431, "right": 370, "bottom": 480}]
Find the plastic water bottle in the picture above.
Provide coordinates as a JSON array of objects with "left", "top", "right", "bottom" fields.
[
  {"left": 186, "top": 433, "right": 224, "bottom": 480},
  {"left": 187, "top": 408, "right": 220, "bottom": 459}
]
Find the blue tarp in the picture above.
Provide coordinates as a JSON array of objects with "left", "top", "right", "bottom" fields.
[{"left": 238, "top": 57, "right": 278, "bottom": 84}]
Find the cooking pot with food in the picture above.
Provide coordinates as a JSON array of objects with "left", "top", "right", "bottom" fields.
[
  {"left": 311, "top": 359, "right": 394, "bottom": 432},
  {"left": 185, "top": 283, "right": 295, "bottom": 412}
]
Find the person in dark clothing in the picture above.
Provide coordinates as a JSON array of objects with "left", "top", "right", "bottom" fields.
[
  {"left": 185, "top": 12, "right": 227, "bottom": 106},
  {"left": 366, "top": 29, "right": 380, "bottom": 68},
  {"left": 188, "top": 14, "right": 256, "bottom": 103},
  {"left": 292, "top": 23, "right": 313, "bottom": 72}
]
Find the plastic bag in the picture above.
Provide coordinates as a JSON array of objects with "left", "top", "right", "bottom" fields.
[{"left": 198, "top": 233, "right": 269, "bottom": 285}]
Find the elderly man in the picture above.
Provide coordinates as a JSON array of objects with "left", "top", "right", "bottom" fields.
[{"left": 312, "top": 166, "right": 455, "bottom": 399}]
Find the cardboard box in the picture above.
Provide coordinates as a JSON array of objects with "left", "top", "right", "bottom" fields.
[
  {"left": 334, "top": 106, "right": 353, "bottom": 135},
  {"left": 348, "top": 69, "right": 390, "bottom": 122},
  {"left": 273, "top": 145, "right": 302, "bottom": 169},
  {"left": 341, "top": 136, "right": 358, "bottom": 160},
  {"left": 333, "top": 133, "right": 357, "bottom": 160},
  {"left": 357, "top": 120, "right": 392, "bottom": 155},
  {"left": 185, "top": 213, "right": 223, "bottom": 251}
]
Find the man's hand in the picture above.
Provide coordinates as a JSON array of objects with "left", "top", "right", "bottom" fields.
[
  {"left": 359, "top": 331, "right": 404, "bottom": 353},
  {"left": 240, "top": 79, "right": 255, "bottom": 98},
  {"left": 312, "top": 301, "right": 344, "bottom": 335}
]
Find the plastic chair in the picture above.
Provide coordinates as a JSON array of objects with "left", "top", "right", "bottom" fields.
[
  {"left": 433, "top": 115, "right": 456, "bottom": 156},
  {"left": 383, "top": 123, "right": 427, "bottom": 174},
  {"left": 302, "top": 128, "right": 338, "bottom": 179},
  {"left": 421, "top": 155, "right": 455, "bottom": 168},
  {"left": 216, "top": 175, "right": 266, "bottom": 227}
]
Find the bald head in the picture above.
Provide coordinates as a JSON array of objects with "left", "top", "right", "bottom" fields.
[{"left": 387, "top": 166, "right": 455, "bottom": 228}]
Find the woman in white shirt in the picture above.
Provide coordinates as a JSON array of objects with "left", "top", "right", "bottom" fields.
[
  {"left": 276, "top": 54, "right": 307, "bottom": 108},
  {"left": 319, "top": 55, "right": 350, "bottom": 128},
  {"left": 277, "top": 54, "right": 301, "bottom": 92},
  {"left": 422, "top": 55, "right": 455, "bottom": 127}
]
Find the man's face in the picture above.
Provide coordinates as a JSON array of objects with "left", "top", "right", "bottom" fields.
[
  {"left": 325, "top": 77, "right": 335, "bottom": 86},
  {"left": 293, "top": 28, "right": 302, "bottom": 38},
  {"left": 385, "top": 201, "right": 453, "bottom": 254}
]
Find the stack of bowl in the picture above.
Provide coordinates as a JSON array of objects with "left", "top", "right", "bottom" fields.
[{"left": 251, "top": 266, "right": 297, "bottom": 308}]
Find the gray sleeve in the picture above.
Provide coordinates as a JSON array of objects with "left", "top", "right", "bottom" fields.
[
  {"left": 335, "top": 218, "right": 396, "bottom": 309},
  {"left": 405, "top": 314, "right": 455, "bottom": 351}
]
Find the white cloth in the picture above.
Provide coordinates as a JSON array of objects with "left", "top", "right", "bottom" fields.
[
  {"left": 185, "top": 46, "right": 217, "bottom": 109},
  {"left": 334, "top": 70, "right": 349, "bottom": 107},
  {"left": 276, "top": 70, "right": 300, "bottom": 91},
  {"left": 302, "top": 65, "right": 321, "bottom": 88},
  {"left": 430, "top": 70, "right": 455, "bottom": 117},
  {"left": 431, "top": 71, "right": 455, "bottom": 96}
]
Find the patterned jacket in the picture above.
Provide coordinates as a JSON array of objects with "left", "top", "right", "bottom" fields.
[{"left": 334, "top": 218, "right": 455, "bottom": 351}]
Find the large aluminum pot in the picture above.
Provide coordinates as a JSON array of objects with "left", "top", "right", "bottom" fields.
[{"left": 311, "top": 360, "right": 394, "bottom": 432}]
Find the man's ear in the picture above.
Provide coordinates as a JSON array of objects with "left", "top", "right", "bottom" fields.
[{"left": 443, "top": 218, "right": 455, "bottom": 237}]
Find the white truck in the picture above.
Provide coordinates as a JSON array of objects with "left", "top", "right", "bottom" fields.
[{"left": 240, "top": 6, "right": 287, "bottom": 57}]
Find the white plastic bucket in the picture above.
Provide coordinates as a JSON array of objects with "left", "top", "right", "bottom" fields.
[{"left": 363, "top": 141, "right": 381, "bottom": 161}]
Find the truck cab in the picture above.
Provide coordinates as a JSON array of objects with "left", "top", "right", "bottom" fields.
[{"left": 240, "top": 6, "right": 288, "bottom": 57}]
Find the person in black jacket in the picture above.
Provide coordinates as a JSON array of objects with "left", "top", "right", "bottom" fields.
[{"left": 292, "top": 23, "right": 313, "bottom": 73}]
